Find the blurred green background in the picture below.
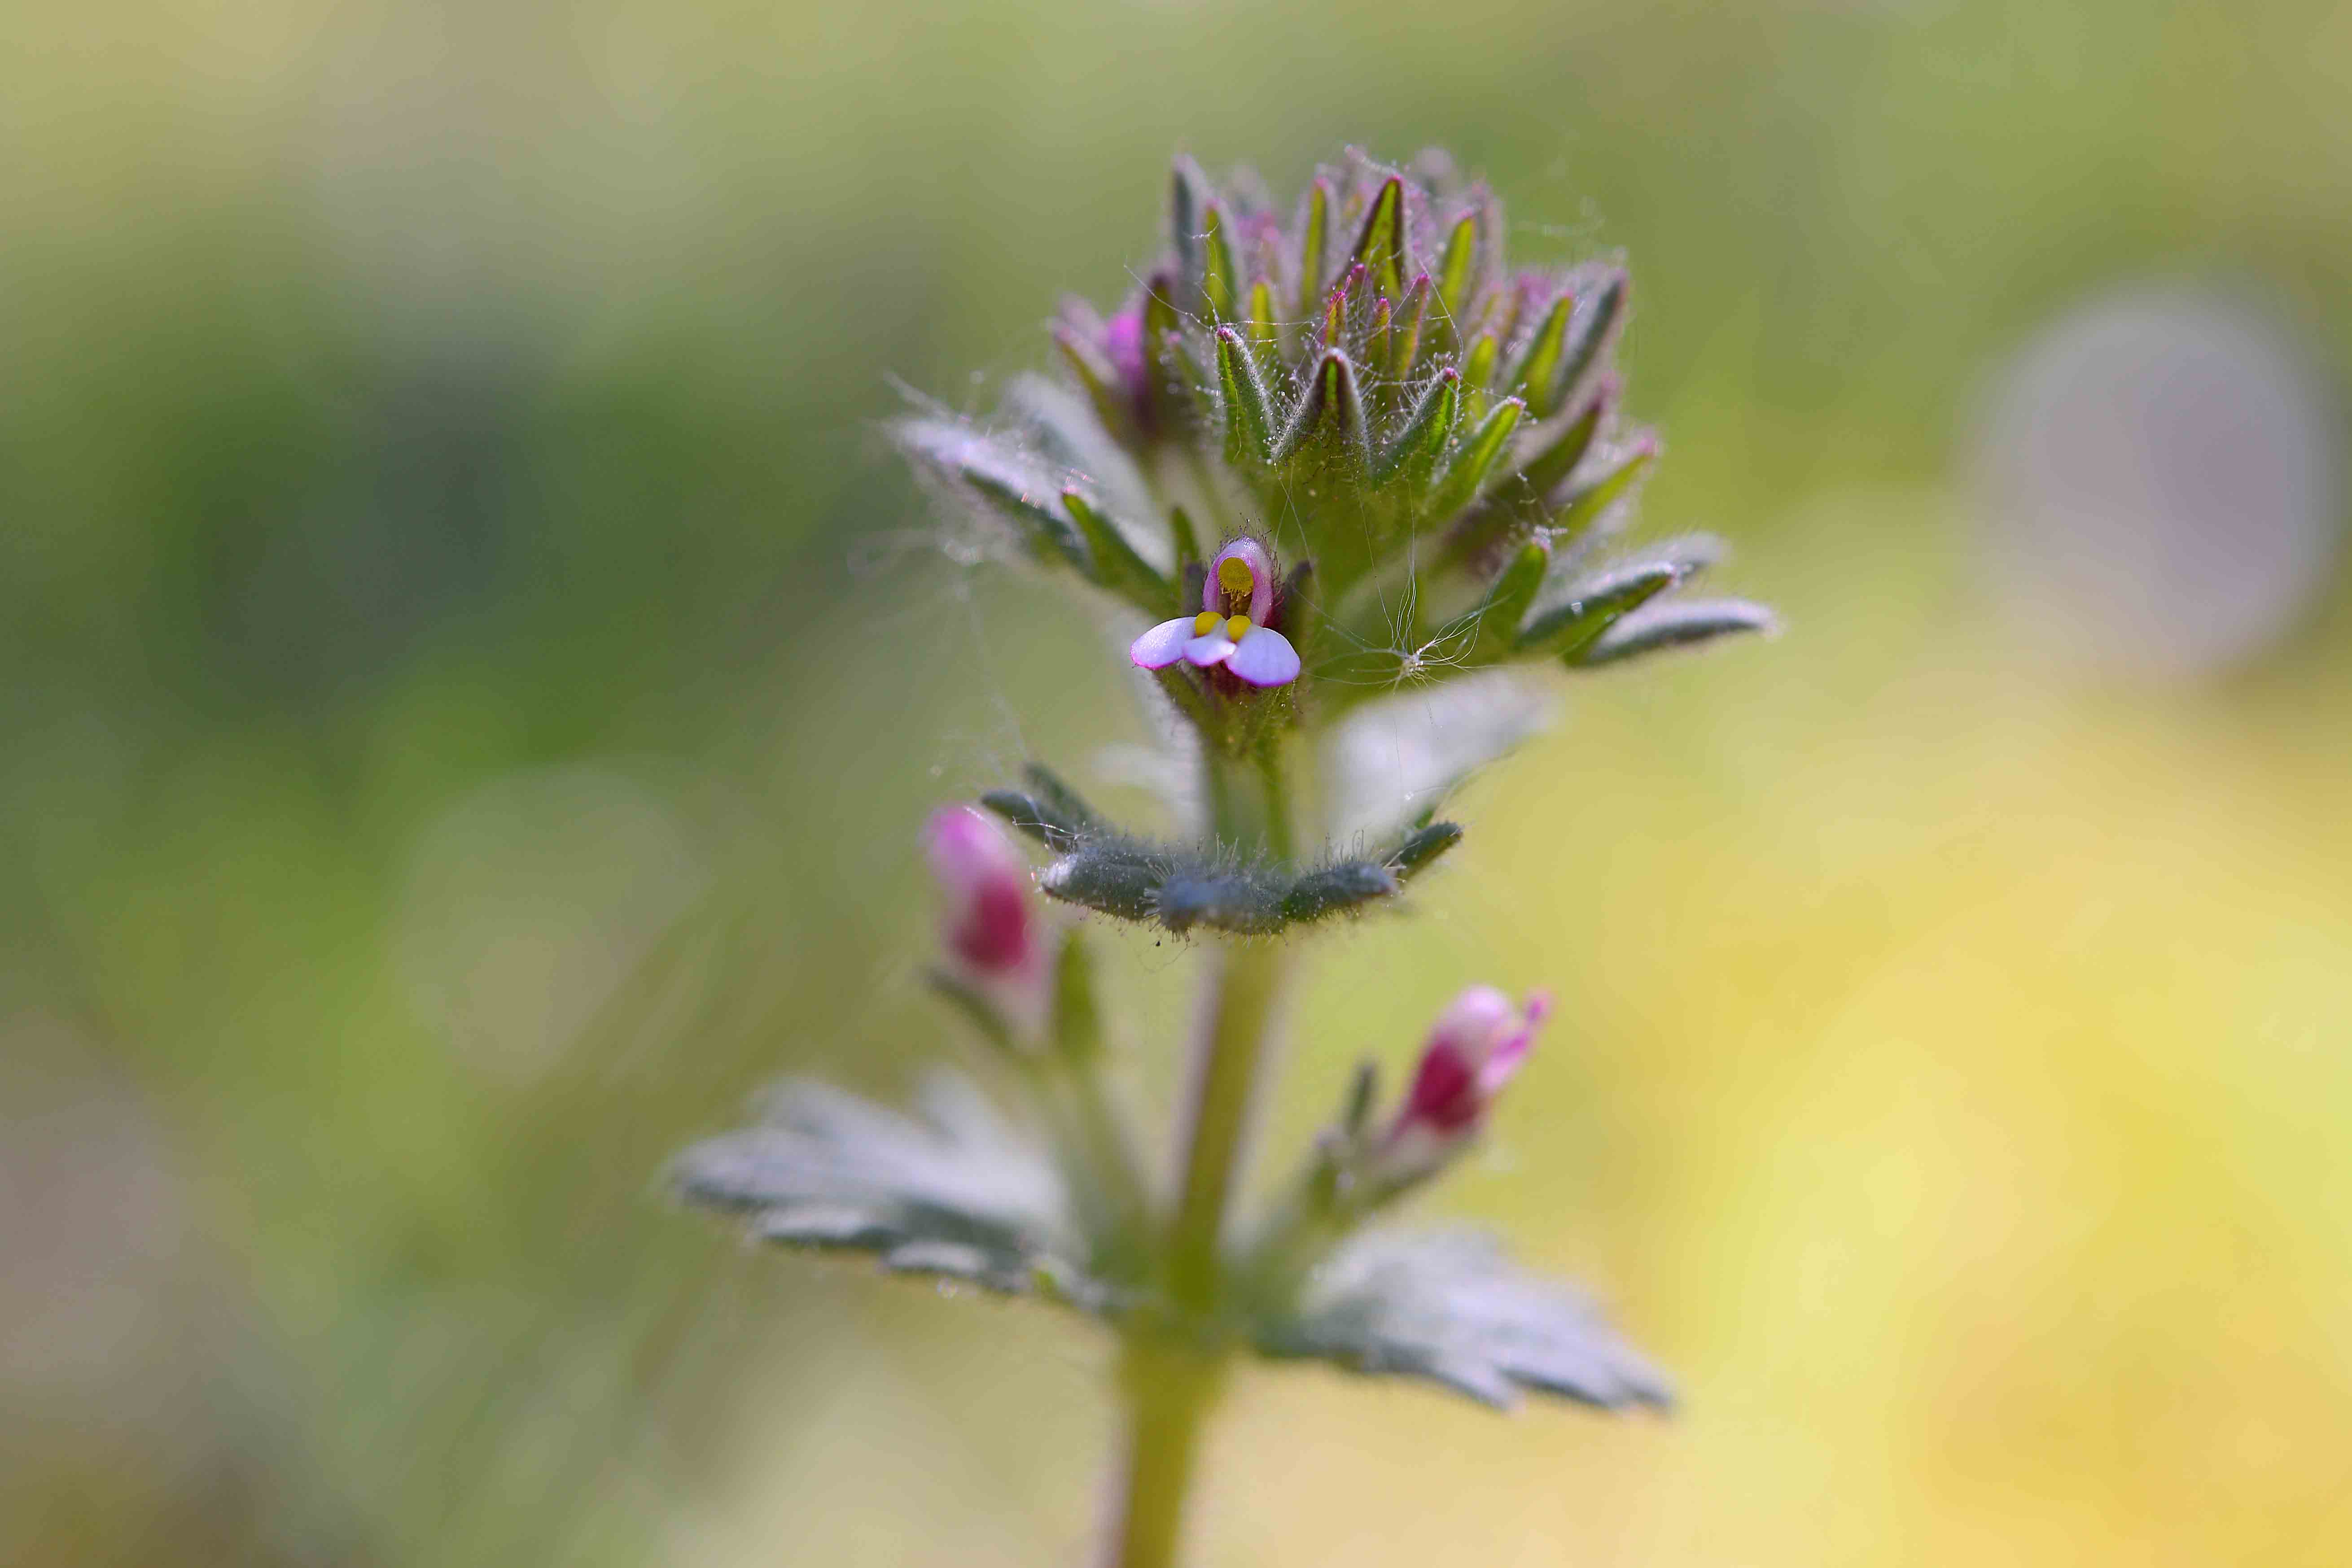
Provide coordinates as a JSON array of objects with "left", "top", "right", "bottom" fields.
[{"left": 8, "top": 0, "right": 2352, "bottom": 1562}]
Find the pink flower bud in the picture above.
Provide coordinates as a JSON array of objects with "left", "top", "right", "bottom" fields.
[
  {"left": 923, "top": 805, "right": 1049, "bottom": 1034},
  {"left": 1379, "top": 986, "right": 1551, "bottom": 1178}
]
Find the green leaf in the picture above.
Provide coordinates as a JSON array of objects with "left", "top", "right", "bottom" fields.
[
  {"left": 1551, "top": 267, "right": 1627, "bottom": 414},
  {"left": 1202, "top": 205, "right": 1239, "bottom": 321},
  {"left": 1170, "top": 155, "right": 1210, "bottom": 302},
  {"left": 1424, "top": 396, "right": 1524, "bottom": 520},
  {"left": 1296, "top": 177, "right": 1331, "bottom": 317},
  {"left": 1245, "top": 280, "right": 1277, "bottom": 350},
  {"left": 1273, "top": 349, "right": 1370, "bottom": 467},
  {"left": 1371, "top": 368, "right": 1460, "bottom": 489},
  {"left": 1064, "top": 490, "right": 1174, "bottom": 613},
  {"left": 1051, "top": 319, "right": 1127, "bottom": 437},
  {"left": 1215, "top": 325, "right": 1276, "bottom": 466},
  {"left": 1512, "top": 557, "right": 1680, "bottom": 658},
  {"left": 674, "top": 1074, "right": 1111, "bottom": 1308},
  {"left": 1348, "top": 175, "right": 1408, "bottom": 298},
  {"left": 1460, "top": 332, "right": 1498, "bottom": 395},
  {"left": 1254, "top": 1227, "right": 1675, "bottom": 1412},
  {"left": 1574, "top": 597, "right": 1778, "bottom": 667},
  {"left": 1504, "top": 292, "right": 1573, "bottom": 415},
  {"left": 1436, "top": 212, "right": 1477, "bottom": 323},
  {"left": 1386, "top": 820, "right": 1464, "bottom": 879},
  {"left": 1279, "top": 860, "right": 1401, "bottom": 924},
  {"left": 1548, "top": 437, "right": 1656, "bottom": 544},
  {"left": 1388, "top": 272, "right": 1432, "bottom": 376},
  {"left": 893, "top": 418, "right": 1090, "bottom": 571}
]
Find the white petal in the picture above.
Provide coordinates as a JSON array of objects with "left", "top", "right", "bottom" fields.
[
  {"left": 1183, "top": 633, "right": 1237, "bottom": 667},
  {"left": 1130, "top": 618, "right": 1196, "bottom": 669},
  {"left": 1226, "top": 626, "right": 1301, "bottom": 686}
]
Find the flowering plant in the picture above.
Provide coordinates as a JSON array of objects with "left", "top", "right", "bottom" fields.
[{"left": 672, "top": 148, "right": 1773, "bottom": 1565}]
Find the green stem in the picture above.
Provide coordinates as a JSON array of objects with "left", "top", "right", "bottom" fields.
[
  {"left": 1165, "top": 937, "right": 1289, "bottom": 1315},
  {"left": 1099, "top": 1339, "right": 1222, "bottom": 1568}
]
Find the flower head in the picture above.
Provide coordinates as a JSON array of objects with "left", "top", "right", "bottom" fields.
[
  {"left": 1129, "top": 537, "right": 1302, "bottom": 688},
  {"left": 923, "top": 804, "right": 1051, "bottom": 1036},
  {"left": 1375, "top": 985, "right": 1552, "bottom": 1180}
]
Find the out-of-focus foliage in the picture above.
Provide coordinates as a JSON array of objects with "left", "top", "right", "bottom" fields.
[{"left": 5, "top": 1, "right": 2351, "bottom": 1565}]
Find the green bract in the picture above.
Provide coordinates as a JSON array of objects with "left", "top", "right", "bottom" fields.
[{"left": 898, "top": 147, "right": 1774, "bottom": 743}]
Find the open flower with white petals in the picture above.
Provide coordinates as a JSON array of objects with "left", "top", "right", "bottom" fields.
[{"left": 1130, "top": 538, "right": 1302, "bottom": 689}]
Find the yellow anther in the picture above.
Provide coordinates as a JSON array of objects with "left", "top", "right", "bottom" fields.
[
  {"left": 1225, "top": 614, "right": 1253, "bottom": 640},
  {"left": 1193, "top": 611, "right": 1222, "bottom": 636},
  {"left": 1216, "top": 555, "right": 1255, "bottom": 594}
]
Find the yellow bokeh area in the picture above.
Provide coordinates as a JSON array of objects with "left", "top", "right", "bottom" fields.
[{"left": 6, "top": 1, "right": 2352, "bottom": 1564}]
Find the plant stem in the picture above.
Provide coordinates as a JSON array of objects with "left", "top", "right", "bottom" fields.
[
  {"left": 1099, "top": 1337, "right": 1222, "bottom": 1568},
  {"left": 1165, "top": 937, "right": 1288, "bottom": 1314}
]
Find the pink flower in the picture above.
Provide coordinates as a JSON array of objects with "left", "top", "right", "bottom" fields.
[
  {"left": 1377, "top": 986, "right": 1552, "bottom": 1178},
  {"left": 1129, "top": 537, "right": 1302, "bottom": 688},
  {"left": 923, "top": 804, "right": 1051, "bottom": 1036}
]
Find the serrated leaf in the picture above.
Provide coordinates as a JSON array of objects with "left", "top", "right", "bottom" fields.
[
  {"left": 1254, "top": 1227, "right": 1674, "bottom": 1412},
  {"left": 1215, "top": 326, "right": 1276, "bottom": 466},
  {"left": 1575, "top": 597, "right": 1779, "bottom": 667},
  {"left": 674, "top": 1073, "right": 1107, "bottom": 1305}
]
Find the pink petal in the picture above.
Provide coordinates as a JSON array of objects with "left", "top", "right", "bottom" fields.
[
  {"left": 1225, "top": 626, "right": 1301, "bottom": 687},
  {"left": 1206, "top": 538, "right": 1277, "bottom": 620},
  {"left": 1183, "top": 632, "right": 1237, "bottom": 667},
  {"left": 1130, "top": 618, "right": 1196, "bottom": 669}
]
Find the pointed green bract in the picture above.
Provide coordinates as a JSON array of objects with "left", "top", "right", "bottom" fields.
[
  {"left": 1478, "top": 539, "right": 1550, "bottom": 645},
  {"left": 1552, "top": 269, "right": 1626, "bottom": 413},
  {"left": 1216, "top": 326, "right": 1277, "bottom": 466},
  {"left": 1372, "top": 369, "right": 1461, "bottom": 488},
  {"left": 1202, "top": 206, "right": 1239, "bottom": 321},
  {"left": 1425, "top": 396, "right": 1523, "bottom": 520},
  {"left": 1513, "top": 558, "right": 1680, "bottom": 658},
  {"left": 1064, "top": 490, "right": 1175, "bottom": 612},
  {"left": 1052, "top": 325, "right": 1127, "bottom": 436},
  {"left": 1387, "top": 820, "right": 1464, "bottom": 878},
  {"left": 1437, "top": 214, "right": 1477, "bottom": 323},
  {"left": 1549, "top": 439, "right": 1656, "bottom": 543},
  {"left": 1509, "top": 293, "right": 1574, "bottom": 415},
  {"left": 1170, "top": 155, "right": 1209, "bottom": 301},
  {"left": 1274, "top": 349, "right": 1370, "bottom": 467},
  {"left": 1349, "top": 175, "right": 1408, "bottom": 298},
  {"left": 1575, "top": 597, "right": 1778, "bottom": 666},
  {"left": 1246, "top": 281, "right": 1277, "bottom": 350},
  {"left": 1389, "top": 274, "right": 1431, "bottom": 377},
  {"left": 1296, "top": 178, "right": 1331, "bottom": 316}
]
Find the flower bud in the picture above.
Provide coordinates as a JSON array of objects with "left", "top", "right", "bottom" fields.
[
  {"left": 923, "top": 804, "right": 1050, "bottom": 1037},
  {"left": 1377, "top": 985, "right": 1551, "bottom": 1181}
]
